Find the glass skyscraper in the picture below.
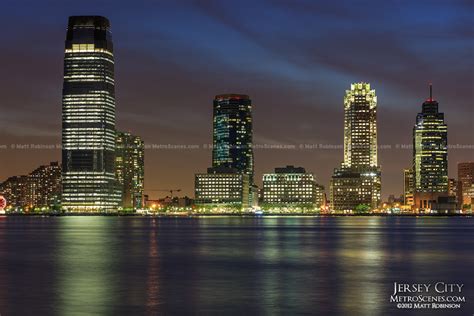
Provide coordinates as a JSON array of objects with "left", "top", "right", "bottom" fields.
[
  {"left": 212, "top": 94, "right": 254, "bottom": 184},
  {"left": 413, "top": 85, "right": 448, "bottom": 193},
  {"left": 194, "top": 94, "right": 254, "bottom": 210},
  {"left": 61, "top": 16, "right": 120, "bottom": 211},
  {"left": 330, "top": 83, "right": 381, "bottom": 211}
]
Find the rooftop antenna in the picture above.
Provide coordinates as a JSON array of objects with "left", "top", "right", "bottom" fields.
[{"left": 429, "top": 83, "right": 433, "bottom": 101}]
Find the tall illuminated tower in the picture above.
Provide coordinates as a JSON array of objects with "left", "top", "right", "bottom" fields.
[
  {"left": 342, "top": 83, "right": 378, "bottom": 168},
  {"left": 330, "top": 83, "right": 381, "bottom": 211},
  {"left": 413, "top": 85, "right": 448, "bottom": 193},
  {"left": 61, "top": 16, "right": 120, "bottom": 211},
  {"left": 212, "top": 94, "right": 254, "bottom": 184}
]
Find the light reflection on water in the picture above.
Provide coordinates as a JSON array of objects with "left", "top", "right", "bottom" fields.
[{"left": 0, "top": 216, "right": 472, "bottom": 315}]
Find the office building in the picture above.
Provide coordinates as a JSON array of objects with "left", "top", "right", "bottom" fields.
[
  {"left": 458, "top": 162, "right": 474, "bottom": 206},
  {"left": 61, "top": 16, "right": 121, "bottom": 211},
  {"left": 413, "top": 84, "right": 448, "bottom": 194},
  {"left": 212, "top": 94, "right": 254, "bottom": 183},
  {"left": 194, "top": 94, "right": 254, "bottom": 210},
  {"left": 412, "top": 85, "right": 450, "bottom": 211},
  {"left": 195, "top": 167, "right": 250, "bottom": 209},
  {"left": 330, "top": 83, "right": 381, "bottom": 211},
  {"left": 262, "top": 166, "right": 323, "bottom": 208}
]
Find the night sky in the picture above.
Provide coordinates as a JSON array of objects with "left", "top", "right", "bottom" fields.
[{"left": 1, "top": 0, "right": 473, "bottom": 200}]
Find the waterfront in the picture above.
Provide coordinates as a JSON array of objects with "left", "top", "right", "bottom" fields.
[{"left": 0, "top": 216, "right": 472, "bottom": 315}]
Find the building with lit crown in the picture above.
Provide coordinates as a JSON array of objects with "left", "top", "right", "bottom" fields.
[
  {"left": 116, "top": 131, "right": 145, "bottom": 209},
  {"left": 330, "top": 83, "right": 381, "bottom": 211},
  {"left": 61, "top": 16, "right": 121, "bottom": 211},
  {"left": 262, "top": 166, "right": 323, "bottom": 209}
]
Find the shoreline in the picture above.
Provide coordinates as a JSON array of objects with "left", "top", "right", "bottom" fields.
[{"left": 2, "top": 213, "right": 472, "bottom": 218}]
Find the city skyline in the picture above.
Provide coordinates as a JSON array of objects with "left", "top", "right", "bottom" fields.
[{"left": 1, "top": 1, "right": 473, "bottom": 200}]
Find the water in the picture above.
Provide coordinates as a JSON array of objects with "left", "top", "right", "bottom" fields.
[{"left": 0, "top": 216, "right": 472, "bottom": 315}]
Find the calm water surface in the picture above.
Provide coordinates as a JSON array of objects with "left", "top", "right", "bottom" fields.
[{"left": 0, "top": 216, "right": 472, "bottom": 315}]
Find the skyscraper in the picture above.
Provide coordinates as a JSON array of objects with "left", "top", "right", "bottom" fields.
[
  {"left": 413, "top": 84, "right": 448, "bottom": 193},
  {"left": 330, "top": 83, "right": 381, "bottom": 211},
  {"left": 61, "top": 16, "right": 120, "bottom": 211},
  {"left": 116, "top": 131, "right": 145, "bottom": 209},
  {"left": 212, "top": 94, "right": 254, "bottom": 183},
  {"left": 194, "top": 94, "right": 254, "bottom": 210}
]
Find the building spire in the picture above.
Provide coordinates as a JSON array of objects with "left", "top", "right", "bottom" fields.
[{"left": 429, "top": 83, "right": 433, "bottom": 101}]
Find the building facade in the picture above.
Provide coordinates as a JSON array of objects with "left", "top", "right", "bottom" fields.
[
  {"left": 195, "top": 167, "right": 250, "bottom": 209},
  {"left": 28, "top": 162, "right": 62, "bottom": 208},
  {"left": 458, "top": 162, "right": 474, "bottom": 207},
  {"left": 116, "top": 131, "right": 145, "bottom": 209},
  {"left": 212, "top": 94, "right": 254, "bottom": 183},
  {"left": 413, "top": 85, "right": 448, "bottom": 194},
  {"left": 403, "top": 168, "right": 415, "bottom": 206},
  {"left": 61, "top": 16, "right": 121, "bottom": 211},
  {"left": 330, "top": 83, "right": 381, "bottom": 211},
  {"left": 195, "top": 94, "right": 254, "bottom": 210},
  {"left": 262, "top": 166, "right": 323, "bottom": 209},
  {"left": 0, "top": 176, "right": 29, "bottom": 209},
  {"left": 0, "top": 162, "right": 61, "bottom": 209}
]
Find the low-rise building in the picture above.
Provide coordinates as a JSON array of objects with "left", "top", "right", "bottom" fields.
[
  {"left": 195, "top": 167, "right": 250, "bottom": 210},
  {"left": 330, "top": 167, "right": 381, "bottom": 211},
  {"left": 262, "top": 166, "right": 323, "bottom": 209}
]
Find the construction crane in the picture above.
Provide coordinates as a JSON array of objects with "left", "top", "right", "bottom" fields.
[{"left": 146, "top": 189, "right": 182, "bottom": 198}]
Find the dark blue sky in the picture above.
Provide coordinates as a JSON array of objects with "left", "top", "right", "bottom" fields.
[{"left": 1, "top": 0, "right": 473, "bottom": 198}]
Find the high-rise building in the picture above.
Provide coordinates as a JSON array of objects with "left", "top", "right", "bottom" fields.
[
  {"left": 413, "top": 84, "right": 448, "bottom": 193},
  {"left": 116, "top": 131, "right": 145, "bottom": 209},
  {"left": 262, "top": 166, "right": 323, "bottom": 209},
  {"left": 61, "top": 16, "right": 121, "bottom": 211},
  {"left": 212, "top": 94, "right": 254, "bottom": 183},
  {"left": 195, "top": 167, "right": 250, "bottom": 209},
  {"left": 28, "top": 162, "right": 62, "bottom": 208},
  {"left": 195, "top": 94, "right": 254, "bottom": 210},
  {"left": 0, "top": 176, "right": 29, "bottom": 209},
  {"left": 330, "top": 83, "right": 381, "bottom": 211},
  {"left": 458, "top": 162, "right": 474, "bottom": 206},
  {"left": 403, "top": 168, "right": 415, "bottom": 206},
  {"left": 0, "top": 162, "right": 61, "bottom": 209},
  {"left": 411, "top": 85, "right": 452, "bottom": 211}
]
